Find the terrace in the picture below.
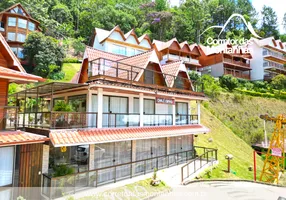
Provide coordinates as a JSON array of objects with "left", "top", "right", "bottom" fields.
[{"left": 9, "top": 82, "right": 201, "bottom": 130}]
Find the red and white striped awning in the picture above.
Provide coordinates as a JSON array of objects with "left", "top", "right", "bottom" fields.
[{"left": 50, "top": 125, "right": 210, "bottom": 147}]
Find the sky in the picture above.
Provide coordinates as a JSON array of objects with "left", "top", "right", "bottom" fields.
[{"left": 169, "top": 0, "right": 286, "bottom": 34}]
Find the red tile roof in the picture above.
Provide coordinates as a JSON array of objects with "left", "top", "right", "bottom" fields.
[
  {"left": 161, "top": 61, "right": 182, "bottom": 87},
  {"left": 0, "top": 66, "right": 44, "bottom": 82},
  {"left": 50, "top": 125, "right": 209, "bottom": 147},
  {"left": 0, "top": 131, "right": 48, "bottom": 147}
]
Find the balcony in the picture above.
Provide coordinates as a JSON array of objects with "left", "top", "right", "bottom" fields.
[
  {"left": 263, "top": 61, "right": 286, "bottom": 72},
  {"left": 223, "top": 57, "right": 250, "bottom": 68},
  {"left": 263, "top": 49, "right": 286, "bottom": 63},
  {"left": 0, "top": 106, "right": 18, "bottom": 131},
  {"left": 162, "top": 54, "right": 200, "bottom": 65},
  {"left": 224, "top": 68, "right": 250, "bottom": 80},
  {"left": 17, "top": 112, "right": 199, "bottom": 129}
]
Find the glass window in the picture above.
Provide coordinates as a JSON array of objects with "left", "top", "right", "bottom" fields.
[
  {"left": 11, "top": 47, "right": 17, "bottom": 55},
  {"left": 176, "top": 102, "right": 188, "bottom": 115},
  {"left": 0, "top": 147, "right": 14, "bottom": 186},
  {"left": 68, "top": 95, "right": 86, "bottom": 112},
  {"left": 49, "top": 145, "right": 89, "bottom": 174},
  {"left": 7, "top": 32, "right": 16, "bottom": 41},
  {"left": 17, "top": 33, "right": 26, "bottom": 42},
  {"left": 170, "top": 135, "right": 193, "bottom": 154},
  {"left": 28, "top": 22, "right": 35, "bottom": 31},
  {"left": 18, "top": 19, "right": 27, "bottom": 29},
  {"left": 0, "top": 22, "right": 4, "bottom": 31},
  {"left": 144, "top": 70, "right": 154, "bottom": 84},
  {"left": 8, "top": 17, "right": 16, "bottom": 27},
  {"left": 144, "top": 99, "right": 155, "bottom": 114},
  {"left": 133, "top": 98, "right": 139, "bottom": 114},
  {"left": 17, "top": 48, "right": 24, "bottom": 59},
  {"left": 111, "top": 44, "right": 126, "bottom": 55},
  {"left": 127, "top": 48, "right": 135, "bottom": 56},
  {"left": 53, "top": 97, "right": 65, "bottom": 108}
]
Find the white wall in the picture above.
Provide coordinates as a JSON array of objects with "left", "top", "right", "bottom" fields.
[
  {"left": 93, "top": 35, "right": 104, "bottom": 51},
  {"left": 208, "top": 63, "right": 224, "bottom": 77},
  {"left": 249, "top": 43, "right": 264, "bottom": 80}
]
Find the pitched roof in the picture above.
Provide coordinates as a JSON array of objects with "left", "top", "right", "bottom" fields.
[
  {"left": 0, "top": 33, "right": 44, "bottom": 82},
  {"left": 0, "top": 131, "right": 48, "bottom": 147},
  {"left": 153, "top": 39, "right": 181, "bottom": 51},
  {"left": 84, "top": 46, "right": 126, "bottom": 61},
  {"left": 161, "top": 61, "right": 183, "bottom": 87},
  {"left": 251, "top": 37, "right": 286, "bottom": 53},
  {"left": 50, "top": 125, "right": 210, "bottom": 147}
]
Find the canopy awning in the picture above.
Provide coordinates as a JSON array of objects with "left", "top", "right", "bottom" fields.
[
  {"left": 0, "top": 131, "right": 48, "bottom": 147},
  {"left": 50, "top": 125, "right": 210, "bottom": 147}
]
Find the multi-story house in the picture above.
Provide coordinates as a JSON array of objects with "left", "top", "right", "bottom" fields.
[
  {"left": 153, "top": 38, "right": 202, "bottom": 72},
  {"left": 89, "top": 25, "right": 152, "bottom": 56},
  {"left": 0, "top": 33, "right": 46, "bottom": 199},
  {"left": 248, "top": 37, "right": 286, "bottom": 80},
  {"left": 9, "top": 45, "right": 217, "bottom": 199},
  {"left": 0, "top": 3, "right": 41, "bottom": 59},
  {"left": 198, "top": 44, "right": 252, "bottom": 80}
]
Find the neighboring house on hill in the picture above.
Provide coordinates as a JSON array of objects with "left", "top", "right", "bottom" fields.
[
  {"left": 198, "top": 44, "right": 252, "bottom": 80},
  {"left": 0, "top": 3, "right": 41, "bottom": 60},
  {"left": 248, "top": 37, "right": 286, "bottom": 81},
  {"left": 89, "top": 25, "right": 152, "bottom": 56},
  {"left": 0, "top": 33, "right": 47, "bottom": 199}
]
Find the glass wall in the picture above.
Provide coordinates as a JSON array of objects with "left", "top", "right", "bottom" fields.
[
  {"left": 18, "top": 18, "right": 27, "bottom": 29},
  {"left": 94, "top": 141, "right": 131, "bottom": 184},
  {"left": 8, "top": 17, "right": 16, "bottom": 26},
  {"left": 49, "top": 145, "right": 89, "bottom": 174},
  {"left": 0, "top": 147, "right": 14, "bottom": 186},
  {"left": 68, "top": 95, "right": 86, "bottom": 112},
  {"left": 169, "top": 135, "right": 193, "bottom": 165}
]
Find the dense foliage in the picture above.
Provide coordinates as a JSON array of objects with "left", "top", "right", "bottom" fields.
[{"left": 1, "top": 0, "right": 285, "bottom": 44}]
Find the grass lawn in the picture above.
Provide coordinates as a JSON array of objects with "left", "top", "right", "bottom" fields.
[
  {"left": 61, "top": 63, "right": 81, "bottom": 82},
  {"left": 77, "top": 179, "right": 171, "bottom": 200},
  {"left": 195, "top": 106, "right": 265, "bottom": 180}
]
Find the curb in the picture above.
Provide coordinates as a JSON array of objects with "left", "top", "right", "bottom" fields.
[{"left": 183, "top": 179, "right": 286, "bottom": 188}]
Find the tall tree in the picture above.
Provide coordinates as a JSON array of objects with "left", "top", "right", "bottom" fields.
[{"left": 260, "top": 5, "right": 279, "bottom": 38}]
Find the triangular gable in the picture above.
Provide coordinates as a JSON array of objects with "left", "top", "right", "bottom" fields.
[
  {"left": 1, "top": 3, "right": 31, "bottom": 18},
  {"left": 191, "top": 45, "right": 201, "bottom": 56},
  {"left": 180, "top": 41, "right": 191, "bottom": 53},
  {"left": 99, "top": 25, "right": 125, "bottom": 43},
  {"left": 138, "top": 34, "right": 152, "bottom": 46},
  {"left": 124, "top": 29, "right": 140, "bottom": 44}
]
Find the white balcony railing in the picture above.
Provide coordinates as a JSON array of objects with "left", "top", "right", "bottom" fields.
[
  {"left": 163, "top": 54, "right": 200, "bottom": 64},
  {"left": 263, "top": 61, "right": 286, "bottom": 71},
  {"left": 262, "top": 49, "right": 286, "bottom": 61}
]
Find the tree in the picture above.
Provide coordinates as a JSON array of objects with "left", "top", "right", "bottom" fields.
[
  {"left": 271, "top": 74, "right": 286, "bottom": 90},
  {"left": 219, "top": 75, "right": 239, "bottom": 91},
  {"left": 283, "top": 13, "right": 286, "bottom": 32},
  {"left": 23, "top": 32, "right": 65, "bottom": 78},
  {"left": 260, "top": 6, "right": 279, "bottom": 38}
]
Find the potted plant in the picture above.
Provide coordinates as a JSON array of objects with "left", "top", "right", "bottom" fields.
[{"left": 150, "top": 168, "right": 161, "bottom": 186}]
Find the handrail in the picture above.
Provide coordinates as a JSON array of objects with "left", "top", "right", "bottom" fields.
[{"left": 181, "top": 147, "right": 218, "bottom": 183}]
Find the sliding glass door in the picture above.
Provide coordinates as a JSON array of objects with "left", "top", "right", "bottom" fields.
[
  {"left": 0, "top": 147, "right": 14, "bottom": 187},
  {"left": 169, "top": 135, "right": 193, "bottom": 165}
]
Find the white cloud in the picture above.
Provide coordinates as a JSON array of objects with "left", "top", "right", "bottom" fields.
[{"left": 251, "top": 0, "right": 285, "bottom": 34}]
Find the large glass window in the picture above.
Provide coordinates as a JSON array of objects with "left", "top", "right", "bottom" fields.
[
  {"left": 144, "top": 99, "right": 155, "bottom": 114},
  {"left": 11, "top": 47, "right": 17, "bottom": 55},
  {"left": 176, "top": 102, "right": 188, "bottom": 115},
  {"left": 127, "top": 48, "right": 135, "bottom": 56},
  {"left": 102, "top": 96, "right": 128, "bottom": 127},
  {"left": 169, "top": 135, "right": 193, "bottom": 164},
  {"left": 111, "top": 44, "right": 126, "bottom": 55},
  {"left": 68, "top": 95, "right": 86, "bottom": 112},
  {"left": 49, "top": 145, "right": 89, "bottom": 174},
  {"left": 18, "top": 19, "right": 27, "bottom": 29},
  {"left": 7, "top": 32, "right": 16, "bottom": 41},
  {"left": 95, "top": 141, "right": 131, "bottom": 183},
  {"left": 28, "top": 22, "right": 35, "bottom": 31},
  {"left": 8, "top": 17, "right": 16, "bottom": 27},
  {"left": 17, "top": 33, "right": 26, "bottom": 42},
  {"left": 133, "top": 98, "right": 139, "bottom": 114},
  {"left": 0, "top": 147, "right": 14, "bottom": 186}
]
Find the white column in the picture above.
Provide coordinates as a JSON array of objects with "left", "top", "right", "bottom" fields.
[
  {"left": 197, "top": 100, "right": 201, "bottom": 124},
  {"left": 129, "top": 96, "right": 133, "bottom": 113},
  {"left": 89, "top": 144, "right": 95, "bottom": 170},
  {"left": 139, "top": 93, "right": 144, "bottom": 127},
  {"left": 172, "top": 103, "right": 176, "bottom": 125},
  {"left": 41, "top": 145, "right": 49, "bottom": 174},
  {"left": 166, "top": 137, "right": 170, "bottom": 154},
  {"left": 97, "top": 88, "right": 103, "bottom": 128}
]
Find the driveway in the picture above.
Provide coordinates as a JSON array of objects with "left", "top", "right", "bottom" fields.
[{"left": 154, "top": 181, "right": 286, "bottom": 200}]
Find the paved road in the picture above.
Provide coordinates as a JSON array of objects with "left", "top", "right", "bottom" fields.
[{"left": 154, "top": 181, "right": 286, "bottom": 200}]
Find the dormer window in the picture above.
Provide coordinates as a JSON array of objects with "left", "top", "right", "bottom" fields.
[
  {"left": 144, "top": 70, "right": 154, "bottom": 84},
  {"left": 8, "top": 17, "right": 16, "bottom": 27},
  {"left": 9, "top": 6, "right": 26, "bottom": 16}
]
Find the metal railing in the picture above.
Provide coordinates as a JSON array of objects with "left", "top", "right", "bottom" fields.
[
  {"left": 263, "top": 50, "right": 286, "bottom": 60},
  {"left": 88, "top": 58, "right": 204, "bottom": 93},
  {"left": 143, "top": 114, "right": 173, "bottom": 126},
  {"left": 102, "top": 113, "right": 140, "bottom": 127},
  {"left": 224, "top": 68, "right": 250, "bottom": 80},
  {"left": 42, "top": 149, "right": 196, "bottom": 199},
  {"left": 18, "top": 111, "right": 98, "bottom": 129},
  {"left": 176, "top": 114, "right": 198, "bottom": 125},
  {"left": 181, "top": 147, "right": 218, "bottom": 183},
  {"left": 0, "top": 106, "right": 18, "bottom": 131},
  {"left": 223, "top": 57, "right": 250, "bottom": 68},
  {"left": 263, "top": 61, "right": 286, "bottom": 71}
]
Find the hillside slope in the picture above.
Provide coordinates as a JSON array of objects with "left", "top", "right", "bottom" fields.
[
  {"left": 195, "top": 106, "right": 264, "bottom": 180},
  {"left": 203, "top": 93, "right": 286, "bottom": 144}
]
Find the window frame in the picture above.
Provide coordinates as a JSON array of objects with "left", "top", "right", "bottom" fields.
[
  {"left": 8, "top": 17, "right": 16, "bottom": 27},
  {"left": 7, "top": 32, "right": 16, "bottom": 41},
  {"left": 17, "top": 18, "right": 27, "bottom": 29}
]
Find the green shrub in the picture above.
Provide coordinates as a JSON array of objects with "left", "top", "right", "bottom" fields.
[
  {"left": 63, "top": 57, "right": 79, "bottom": 63},
  {"left": 53, "top": 101, "right": 73, "bottom": 111},
  {"left": 52, "top": 164, "right": 75, "bottom": 177},
  {"left": 219, "top": 75, "right": 238, "bottom": 91}
]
